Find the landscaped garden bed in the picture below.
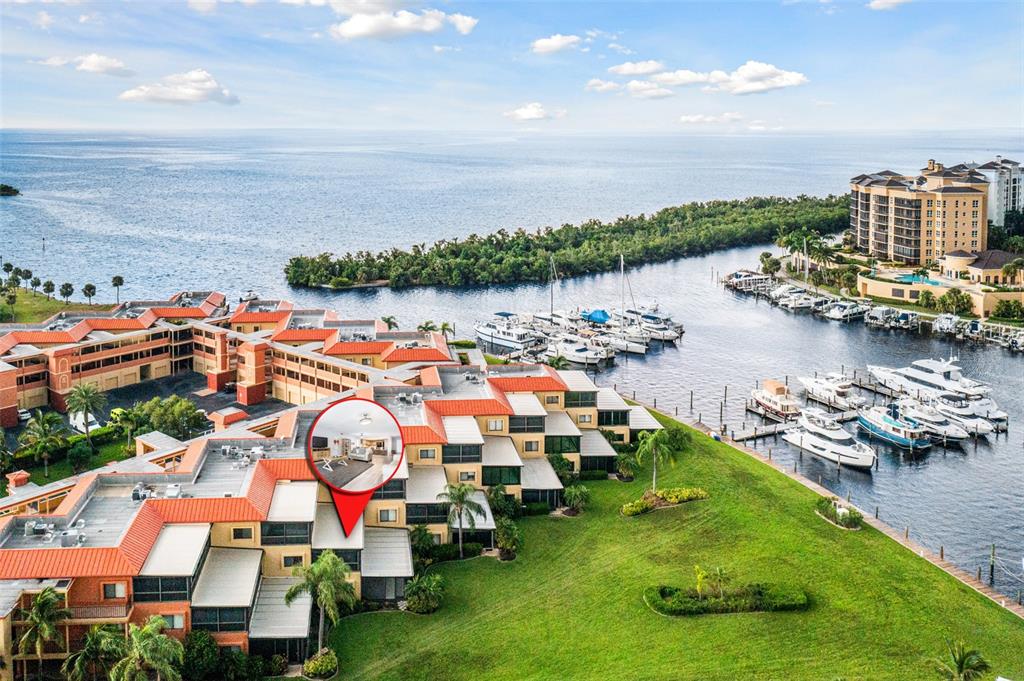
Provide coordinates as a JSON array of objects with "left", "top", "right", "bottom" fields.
[
  {"left": 815, "top": 496, "right": 864, "bottom": 530},
  {"left": 620, "top": 487, "right": 709, "bottom": 516},
  {"left": 644, "top": 582, "right": 809, "bottom": 616}
]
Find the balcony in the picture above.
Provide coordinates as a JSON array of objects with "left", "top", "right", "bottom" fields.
[{"left": 67, "top": 600, "right": 132, "bottom": 621}]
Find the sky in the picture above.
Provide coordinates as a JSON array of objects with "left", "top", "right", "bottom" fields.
[{"left": 0, "top": 0, "right": 1021, "bottom": 133}]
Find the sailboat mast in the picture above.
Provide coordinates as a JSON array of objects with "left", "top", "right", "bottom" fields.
[
  {"left": 619, "top": 255, "right": 625, "bottom": 339},
  {"left": 549, "top": 256, "right": 555, "bottom": 318}
]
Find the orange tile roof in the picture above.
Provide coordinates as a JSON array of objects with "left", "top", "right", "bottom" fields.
[
  {"left": 323, "top": 340, "right": 393, "bottom": 356},
  {"left": 419, "top": 366, "right": 442, "bottom": 387},
  {"left": 426, "top": 398, "right": 513, "bottom": 417},
  {"left": 118, "top": 503, "right": 165, "bottom": 567},
  {"left": 0, "top": 547, "right": 142, "bottom": 579},
  {"left": 383, "top": 347, "right": 452, "bottom": 362},
  {"left": 272, "top": 328, "right": 335, "bottom": 343},
  {"left": 230, "top": 311, "right": 290, "bottom": 324},
  {"left": 80, "top": 318, "right": 147, "bottom": 331},
  {"left": 401, "top": 425, "right": 446, "bottom": 445},
  {"left": 148, "top": 307, "right": 208, "bottom": 318}
]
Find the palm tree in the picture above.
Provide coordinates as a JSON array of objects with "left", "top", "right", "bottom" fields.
[
  {"left": 438, "top": 321, "right": 455, "bottom": 342},
  {"left": 547, "top": 355, "right": 568, "bottom": 370},
  {"left": 0, "top": 427, "right": 12, "bottom": 480},
  {"left": 918, "top": 290, "right": 937, "bottom": 310},
  {"left": 82, "top": 283, "right": 97, "bottom": 305},
  {"left": 417, "top": 320, "right": 438, "bottom": 333},
  {"left": 933, "top": 639, "right": 990, "bottom": 680},
  {"left": 563, "top": 484, "right": 590, "bottom": 514},
  {"left": 1001, "top": 257, "right": 1024, "bottom": 286},
  {"left": 66, "top": 383, "right": 107, "bottom": 449},
  {"left": 111, "top": 275, "right": 124, "bottom": 304},
  {"left": 42, "top": 280, "right": 54, "bottom": 300},
  {"left": 285, "top": 549, "right": 356, "bottom": 652},
  {"left": 615, "top": 449, "right": 640, "bottom": 480},
  {"left": 693, "top": 565, "right": 708, "bottom": 601},
  {"left": 4, "top": 289, "right": 15, "bottom": 320},
  {"left": 59, "top": 283, "right": 74, "bottom": 304},
  {"left": 109, "top": 616, "right": 183, "bottom": 681},
  {"left": 29, "top": 277, "right": 40, "bottom": 294},
  {"left": 109, "top": 407, "right": 143, "bottom": 452},
  {"left": 62, "top": 624, "right": 126, "bottom": 681},
  {"left": 380, "top": 315, "right": 398, "bottom": 330},
  {"left": 437, "top": 482, "right": 483, "bottom": 559},
  {"left": 636, "top": 429, "right": 677, "bottom": 492},
  {"left": 16, "top": 586, "right": 72, "bottom": 681},
  {"left": 18, "top": 410, "right": 68, "bottom": 478}
]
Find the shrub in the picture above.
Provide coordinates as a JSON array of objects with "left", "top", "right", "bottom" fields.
[
  {"left": 450, "top": 339, "right": 477, "bottom": 349},
  {"left": 217, "top": 650, "right": 265, "bottom": 681},
  {"left": 405, "top": 572, "right": 445, "bottom": 614},
  {"left": 815, "top": 496, "right": 864, "bottom": 529},
  {"left": 427, "top": 542, "right": 483, "bottom": 562},
  {"left": 621, "top": 497, "right": 655, "bottom": 517},
  {"left": 303, "top": 649, "right": 339, "bottom": 678},
  {"left": 578, "top": 469, "right": 609, "bottom": 481},
  {"left": 644, "top": 582, "right": 809, "bottom": 617},
  {"left": 523, "top": 502, "right": 551, "bottom": 516},
  {"left": 563, "top": 484, "right": 591, "bottom": 513},
  {"left": 495, "top": 517, "right": 521, "bottom": 559},
  {"left": 268, "top": 654, "right": 288, "bottom": 677},
  {"left": 66, "top": 441, "right": 93, "bottom": 473},
  {"left": 654, "top": 487, "right": 709, "bottom": 504},
  {"left": 181, "top": 630, "right": 219, "bottom": 681}
]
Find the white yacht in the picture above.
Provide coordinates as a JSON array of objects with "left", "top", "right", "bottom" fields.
[
  {"left": 867, "top": 358, "right": 1007, "bottom": 425},
  {"left": 769, "top": 284, "right": 801, "bottom": 302},
  {"left": 782, "top": 408, "right": 876, "bottom": 470},
  {"left": 931, "top": 314, "right": 960, "bottom": 335},
  {"left": 751, "top": 379, "right": 802, "bottom": 420},
  {"left": 588, "top": 332, "right": 647, "bottom": 355},
  {"left": 890, "top": 310, "right": 919, "bottom": 329},
  {"left": 556, "top": 332, "right": 616, "bottom": 360},
  {"left": 779, "top": 293, "right": 815, "bottom": 310},
  {"left": 543, "top": 338, "right": 606, "bottom": 366},
  {"left": 857, "top": 404, "right": 932, "bottom": 450},
  {"left": 797, "top": 374, "right": 866, "bottom": 411},
  {"left": 612, "top": 306, "right": 684, "bottom": 336},
  {"left": 895, "top": 398, "right": 970, "bottom": 443},
  {"left": 929, "top": 393, "right": 997, "bottom": 435},
  {"left": 824, "top": 301, "right": 869, "bottom": 322},
  {"left": 474, "top": 315, "right": 540, "bottom": 351},
  {"left": 865, "top": 306, "right": 896, "bottom": 327}
]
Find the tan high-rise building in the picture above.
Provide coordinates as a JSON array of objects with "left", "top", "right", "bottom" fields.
[{"left": 850, "top": 159, "right": 989, "bottom": 265}]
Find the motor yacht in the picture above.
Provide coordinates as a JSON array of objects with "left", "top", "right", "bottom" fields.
[
  {"left": 931, "top": 313, "right": 960, "bottom": 335},
  {"left": 857, "top": 404, "right": 932, "bottom": 450},
  {"left": 929, "top": 393, "right": 999, "bottom": 435},
  {"left": 589, "top": 332, "right": 647, "bottom": 355},
  {"left": 779, "top": 293, "right": 815, "bottom": 311},
  {"left": 824, "top": 300, "right": 869, "bottom": 322},
  {"left": 543, "top": 337, "right": 607, "bottom": 365},
  {"left": 474, "top": 314, "right": 541, "bottom": 351},
  {"left": 894, "top": 398, "right": 970, "bottom": 443},
  {"left": 782, "top": 408, "right": 876, "bottom": 469},
  {"left": 768, "top": 284, "right": 801, "bottom": 302},
  {"left": 867, "top": 357, "right": 995, "bottom": 401},
  {"left": 751, "top": 379, "right": 801, "bottom": 420},
  {"left": 865, "top": 306, "right": 896, "bottom": 328},
  {"left": 797, "top": 374, "right": 866, "bottom": 411},
  {"left": 890, "top": 311, "right": 919, "bottom": 330}
]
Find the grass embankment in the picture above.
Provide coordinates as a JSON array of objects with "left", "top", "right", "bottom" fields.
[
  {"left": 0, "top": 288, "right": 114, "bottom": 324},
  {"left": 0, "top": 438, "right": 131, "bottom": 496},
  {"left": 332, "top": 413, "right": 1024, "bottom": 680}
]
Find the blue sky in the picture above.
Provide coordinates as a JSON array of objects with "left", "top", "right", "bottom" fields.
[{"left": 1, "top": 0, "right": 1021, "bottom": 132}]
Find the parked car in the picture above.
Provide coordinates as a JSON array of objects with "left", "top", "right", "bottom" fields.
[
  {"left": 69, "top": 412, "right": 101, "bottom": 434},
  {"left": 18, "top": 409, "right": 31, "bottom": 423}
]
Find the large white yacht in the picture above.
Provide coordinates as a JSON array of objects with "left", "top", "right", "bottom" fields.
[
  {"left": 867, "top": 358, "right": 1007, "bottom": 426},
  {"left": 929, "top": 393, "right": 997, "bottom": 436},
  {"left": 894, "top": 398, "right": 970, "bottom": 443},
  {"left": 782, "top": 408, "right": 876, "bottom": 470},
  {"left": 857, "top": 404, "right": 932, "bottom": 450},
  {"left": 474, "top": 314, "right": 540, "bottom": 350},
  {"left": 797, "top": 374, "right": 866, "bottom": 411},
  {"left": 543, "top": 337, "right": 606, "bottom": 366},
  {"left": 824, "top": 300, "right": 869, "bottom": 322}
]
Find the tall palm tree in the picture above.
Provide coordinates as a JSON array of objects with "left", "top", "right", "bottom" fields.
[
  {"left": 437, "top": 482, "right": 483, "bottom": 559},
  {"left": 111, "top": 276, "right": 124, "bottom": 304},
  {"left": 439, "top": 321, "right": 455, "bottom": 341},
  {"left": 62, "top": 624, "right": 126, "bottom": 681},
  {"left": 933, "top": 639, "right": 990, "bottom": 680},
  {"left": 82, "top": 284, "right": 97, "bottom": 305},
  {"left": 66, "top": 384, "right": 107, "bottom": 449},
  {"left": 380, "top": 315, "right": 398, "bottom": 330},
  {"left": 285, "top": 549, "right": 356, "bottom": 652},
  {"left": 109, "top": 616, "right": 182, "bottom": 681},
  {"left": 29, "top": 277, "right": 40, "bottom": 294},
  {"left": 42, "top": 281, "right": 54, "bottom": 300},
  {"left": 16, "top": 586, "right": 71, "bottom": 681},
  {"left": 417, "top": 320, "right": 438, "bottom": 333},
  {"left": 1001, "top": 257, "right": 1024, "bottom": 286},
  {"left": 59, "top": 283, "right": 74, "bottom": 304},
  {"left": 636, "top": 428, "right": 678, "bottom": 492},
  {"left": 17, "top": 410, "right": 68, "bottom": 478},
  {"left": 109, "top": 406, "right": 143, "bottom": 453}
]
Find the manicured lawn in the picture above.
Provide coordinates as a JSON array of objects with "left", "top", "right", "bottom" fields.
[
  {"left": 0, "top": 288, "right": 114, "bottom": 324},
  {"left": 331, "top": 416, "right": 1024, "bottom": 680},
  {"left": 0, "top": 438, "right": 131, "bottom": 495}
]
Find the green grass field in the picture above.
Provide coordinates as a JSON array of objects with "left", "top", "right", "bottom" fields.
[
  {"left": 331, "top": 417, "right": 1024, "bottom": 680},
  {"left": 0, "top": 288, "right": 114, "bottom": 323},
  {"left": 0, "top": 438, "right": 131, "bottom": 496}
]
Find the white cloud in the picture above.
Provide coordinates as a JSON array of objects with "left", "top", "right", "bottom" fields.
[
  {"left": 75, "top": 53, "right": 133, "bottom": 77},
  {"left": 187, "top": 0, "right": 258, "bottom": 13},
  {"left": 608, "top": 60, "right": 665, "bottom": 76},
  {"left": 626, "top": 80, "right": 673, "bottom": 99},
  {"left": 531, "top": 33, "right": 581, "bottom": 55},
  {"left": 503, "top": 102, "right": 565, "bottom": 121},
  {"left": 32, "top": 56, "right": 71, "bottom": 67},
  {"left": 281, "top": 0, "right": 404, "bottom": 12},
  {"left": 119, "top": 69, "right": 240, "bottom": 105},
  {"left": 584, "top": 78, "right": 620, "bottom": 93},
  {"left": 34, "top": 11, "right": 54, "bottom": 29},
  {"left": 329, "top": 9, "right": 476, "bottom": 39},
  {"left": 607, "top": 43, "right": 633, "bottom": 55},
  {"left": 78, "top": 13, "right": 98, "bottom": 24},
  {"left": 678, "top": 112, "right": 742, "bottom": 124},
  {"left": 651, "top": 69, "right": 710, "bottom": 86},
  {"left": 432, "top": 44, "right": 460, "bottom": 54},
  {"left": 747, "top": 119, "right": 784, "bottom": 131},
  {"left": 703, "top": 60, "right": 807, "bottom": 95},
  {"left": 866, "top": 0, "right": 910, "bottom": 9}
]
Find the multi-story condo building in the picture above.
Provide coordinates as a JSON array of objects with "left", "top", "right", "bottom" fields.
[
  {"left": 972, "top": 156, "right": 1022, "bottom": 226},
  {"left": 850, "top": 159, "right": 990, "bottom": 265},
  {"left": 0, "top": 322, "right": 663, "bottom": 677}
]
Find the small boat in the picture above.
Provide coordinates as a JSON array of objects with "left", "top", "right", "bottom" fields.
[
  {"left": 808, "top": 296, "right": 833, "bottom": 313},
  {"left": 963, "top": 319, "right": 984, "bottom": 341},
  {"left": 543, "top": 338, "right": 606, "bottom": 366},
  {"left": 824, "top": 301, "right": 869, "bottom": 322},
  {"left": 239, "top": 289, "right": 259, "bottom": 303},
  {"left": 931, "top": 313, "right": 960, "bottom": 335},
  {"left": 612, "top": 306, "right": 684, "bottom": 335},
  {"left": 857, "top": 404, "right": 932, "bottom": 450},
  {"left": 895, "top": 398, "right": 970, "bottom": 443},
  {"left": 779, "top": 293, "right": 815, "bottom": 310},
  {"left": 589, "top": 332, "right": 647, "bottom": 355},
  {"left": 865, "top": 306, "right": 897, "bottom": 328},
  {"left": 930, "top": 393, "right": 999, "bottom": 435},
  {"left": 768, "top": 284, "right": 801, "bottom": 302},
  {"left": 751, "top": 379, "right": 801, "bottom": 420},
  {"left": 782, "top": 408, "right": 876, "bottom": 469},
  {"left": 890, "top": 311, "right": 919, "bottom": 330},
  {"left": 797, "top": 374, "right": 866, "bottom": 411},
  {"left": 474, "top": 314, "right": 541, "bottom": 351}
]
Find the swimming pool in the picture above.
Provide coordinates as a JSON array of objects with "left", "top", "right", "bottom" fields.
[{"left": 896, "top": 274, "right": 943, "bottom": 286}]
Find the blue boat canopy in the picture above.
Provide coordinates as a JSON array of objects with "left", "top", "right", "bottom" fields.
[
  {"left": 581, "top": 309, "right": 610, "bottom": 324},
  {"left": 494, "top": 312, "right": 515, "bottom": 318}
]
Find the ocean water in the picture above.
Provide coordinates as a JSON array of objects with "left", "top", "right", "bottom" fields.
[{"left": 1, "top": 129, "right": 1023, "bottom": 596}]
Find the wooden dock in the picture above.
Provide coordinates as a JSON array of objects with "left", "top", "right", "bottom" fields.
[
  {"left": 850, "top": 376, "right": 902, "bottom": 399},
  {"left": 731, "top": 421, "right": 797, "bottom": 442}
]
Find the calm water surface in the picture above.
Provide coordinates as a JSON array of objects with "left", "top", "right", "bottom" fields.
[{"left": 1, "top": 130, "right": 1022, "bottom": 596}]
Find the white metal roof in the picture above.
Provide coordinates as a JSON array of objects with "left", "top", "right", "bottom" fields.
[
  {"left": 405, "top": 465, "right": 449, "bottom": 504},
  {"left": 361, "top": 528, "right": 414, "bottom": 578},
  {"left": 505, "top": 393, "right": 547, "bottom": 416},
  {"left": 556, "top": 369, "right": 598, "bottom": 392},
  {"left": 267, "top": 481, "right": 319, "bottom": 523},
  {"left": 481, "top": 436, "right": 523, "bottom": 467},
  {"left": 442, "top": 416, "right": 484, "bottom": 444},
  {"left": 140, "top": 523, "right": 211, "bottom": 576},
  {"left": 452, "top": 490, "right": 495, "bottom": 531},
  {"left": 628, "top": 406, "right": 664, "bottom": 431},
  {"left": 312, "top": 503, "right": 364, "bottom": 550},
  {"left": 248, "top": 577, "right": 311, "bottom": 640},
  {"left": 596, "top": 387, "right": 629, "bottom": 411},
  {"left": 520, "top": 457, "right": 564, "bottom": 490},
  {"left": 544, "top": 411, "right": 582, "bottom": 437},
  {"left": 0, "top": 579, "right": 63, "bottom": 617},
  {"left": 191, "top": 548, "right": 262, "bottom": 608},
  {"left": 580, "top": 430, "right": 617, "bottom": 458}
]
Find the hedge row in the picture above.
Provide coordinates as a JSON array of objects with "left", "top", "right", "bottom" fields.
[
  {"left": 9, "top": 425, "right": 122, "bottom": 470},
  {"left": 645, "top": 583, "right": 809, "bottom": 616},
  {"left": 425, "top": 542, "right": 483, "bottom": 563}
]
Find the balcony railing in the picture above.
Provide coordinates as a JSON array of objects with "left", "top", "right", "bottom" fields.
[{"left": 68, "top": 601, "right": 132, "bottom": 620}]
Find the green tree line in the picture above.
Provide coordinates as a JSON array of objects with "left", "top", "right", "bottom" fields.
[{"left": 285, "top": 194, "right": 849, "bottom": 289}]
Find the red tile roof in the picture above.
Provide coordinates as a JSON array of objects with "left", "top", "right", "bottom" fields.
[
  {"left": 230, "top": 311, "right": 290, "bottom": 324},
  {"left": 400, "top": 425, "right": 446, "bottom": 445},
  {"left": 383, "top": 347, "right": 452, "bottom": 362},
  {"left": 487, "top": 366, "right": 568, "bottom": 393},
  {"left": 323, "top": 341, "right": 393, "bottom": 356},
  {"left": 426, "top": 398, "right": 513, "bottom": 417},
  {"left": 272, "top": 328, "right": 335, "bottom": 343}
]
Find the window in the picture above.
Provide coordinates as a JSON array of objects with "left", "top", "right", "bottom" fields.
[
  {"left": 509, "top": 416, "right": 544, "bottom": 433},
  {"left": 565, "top": 391, "right": 597, "bottom": 408},
  {"left": 133, "top": 576, "right": 188, "bottom": 602},
  {"left": 545, "top": 395, "right": 560, "bottom": 404},
  {"left": 261, "top": 522, "right": 311, "bottom": 545},
  {"left": 487, "top": 419, "right": 503, "bottom": 432},
  {"left": 372, "top": 479, "right": 406, "bottom": 500},
  {"left": 103, "top": 582, "right": 126, "bottom": 599},
  {"left": 232, "top": 527, "right": 253, "bottom": 541},
  {"left": 192, "top": 608, "right": 246, "bottom": 632},
  {"left": 545, "top": 435, "right": 580, "bottom": 454},
  {"left": 598, "top": 410, "right": 629, "bottom": 426},
  {"left": 524, "top": 441, "right": 539, "bottom": 452},
  {"left": 407, "top": 503, "right": 449, "bottom": 524},
  {"left": 442, "top": 444, "right": 482, "bottom": 463},
  {"left": 419, "top": 448, "right": 436, "bottom": 460},
  {"left": 379, "top": 508, "right": 398, "bottom": 523},
  {"left": 577, "top": 413, "right": 592, "bottom": 424},
  {"left": 165, "top": 614, "right": 185, "bottom": 629},
  {"left": 483, "top": 466, "right": 521, "bottom": 486},
  {"left": 283, "top": 555, "right": 304, "bottom": 568},
  {"left": 361, "top": 358, "right": 371, "bottom": 366},
  {"left": 459, "top": 471, "right": 476, "bottom": 482}
]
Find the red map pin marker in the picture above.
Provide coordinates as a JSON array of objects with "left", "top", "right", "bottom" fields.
[{"left": 306, "top": 397, "right": 405, "bottom": 538}]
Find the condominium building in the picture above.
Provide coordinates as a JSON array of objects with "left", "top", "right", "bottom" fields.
[
  {"left": 850, "top": 159, "right": 990, "bottom": 265},
  {"left": 972, "top": 156, "right": 1022, "bottom": 226}
]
